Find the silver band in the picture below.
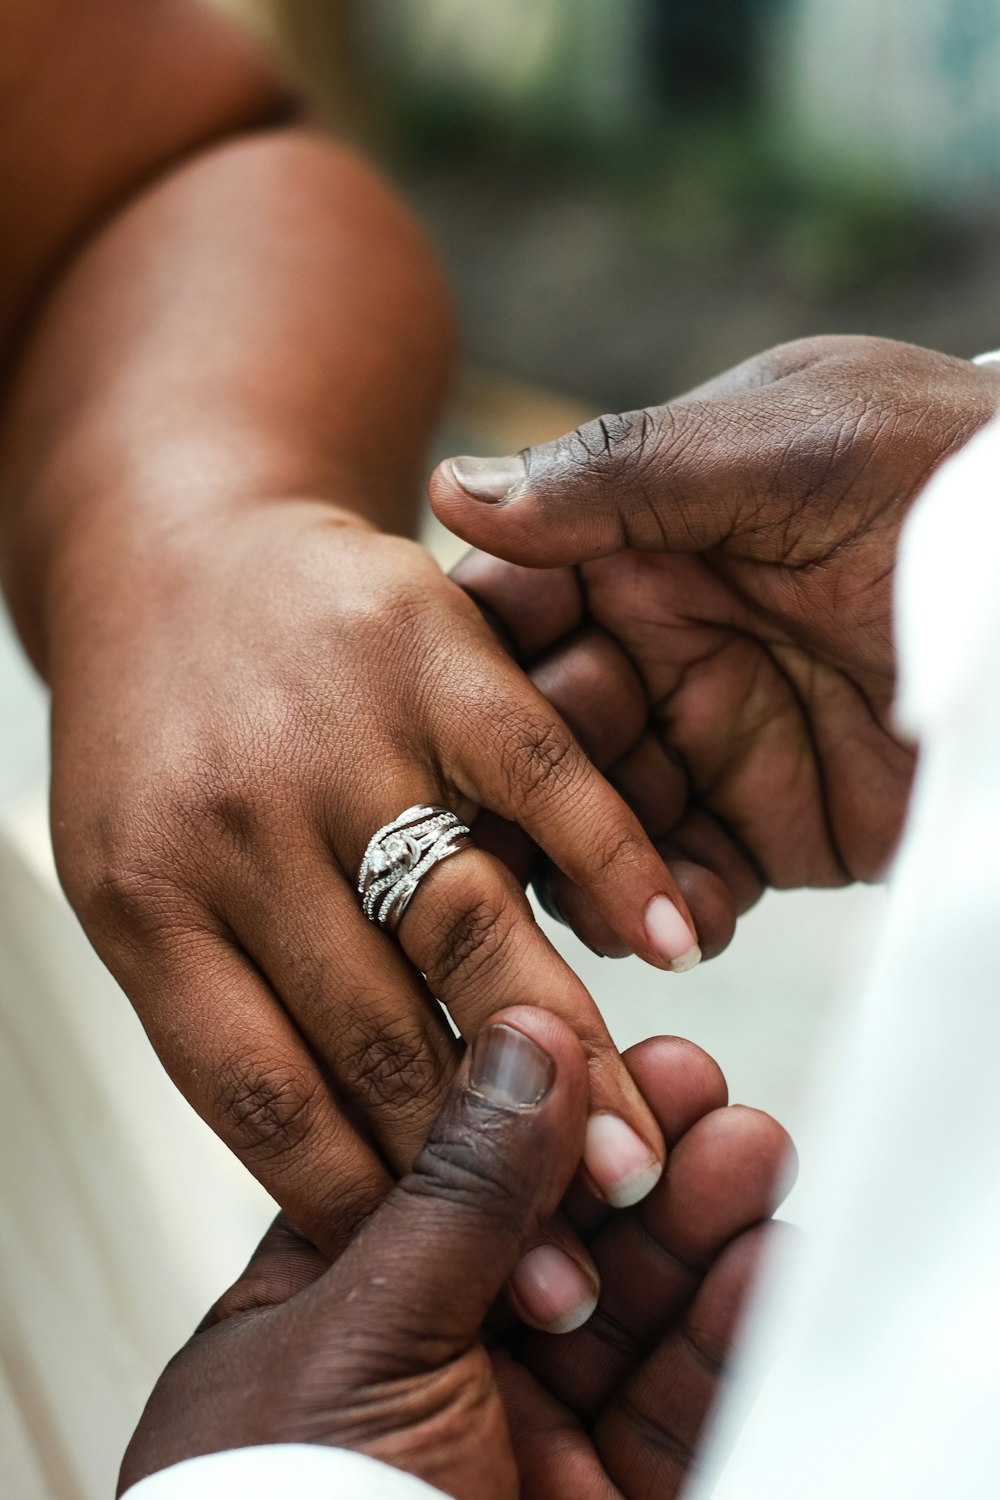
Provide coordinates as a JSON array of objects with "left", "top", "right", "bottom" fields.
[{"left": 357, "top": 804, "right": 471, "bottom": 933}]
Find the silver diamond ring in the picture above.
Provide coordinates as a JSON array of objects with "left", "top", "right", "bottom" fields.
[{"left": 357, "top": 804, "right": 471, "bottom": 933}]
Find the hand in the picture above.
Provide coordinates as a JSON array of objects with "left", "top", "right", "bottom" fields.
[
  {"left": 50, "top": 505, "right": 722, "bottom": 1325},
  {"left": 499, "top": 1033, "right": 792, "bottom": 1499},
  {"left": 119, "top": 1011, "right": 792, "bottom": 1500},
  {"left": 432, "top": 336, "right": 1000, "bottom": 944}
]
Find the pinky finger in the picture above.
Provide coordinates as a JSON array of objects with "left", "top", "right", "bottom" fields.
[{"left": 135, "top": 933, "right": 393, "bottom": 1259}]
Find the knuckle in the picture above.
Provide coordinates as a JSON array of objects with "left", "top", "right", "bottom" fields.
[
  {"left": 556, "top": 408, "right": 679, "bottom": 552},
  {"left": 352, "top": 538, "right": 443, "bottom": 633},
  {"left": 765, "top": 334, "right": 842, "bottom": 374},
  {"left": 206, "top": 1217, "right": 327, "bottom": 1326},
  {"left": 59, "top": 829, "right": 195, "bottom": 954},
  {"left": 418, "top": 883, "right": 519, "bottom": 995},
  {"left": 565, "top": 408, "right": 660, "bottom": 474},
  {"left": 403, "top": 1132, "right": 522, "bottom": 1231},
  {"left": 55, "top": 764, "right": 260, "bottom": 948},
  {"left": 191, "top": 775, "right": 264, "bottom": 854},
  {"left": 587, "top": 823, "right": 651, "bottom": 888},
  {"left": 209, "top": 1256, "right": 322, "bottom": 1326},
  {"left": 338, "top": 1013, "right": 451, "bottom": 1116},
  {"left": 215, "top": 1057, "right": 322, "bottom": 1167},
  {"left": 497, "top": 711, "right": 581, "bottom": 807}
]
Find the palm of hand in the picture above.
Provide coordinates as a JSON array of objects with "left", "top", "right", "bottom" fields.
[
  {"left": 578, "top": 541, "right": 914, "bottom": 890},
  {"left": 443, "top": 336, "right": 1000, "bottom": 917}
]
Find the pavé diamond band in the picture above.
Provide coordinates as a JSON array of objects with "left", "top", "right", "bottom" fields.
[{"left": 357, "top": 804, "right": 471, "bottom": 933}]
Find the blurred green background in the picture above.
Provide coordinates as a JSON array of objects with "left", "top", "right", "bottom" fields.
[{"left": 226, "top": 0, "right": 1000, "bottom": 412}]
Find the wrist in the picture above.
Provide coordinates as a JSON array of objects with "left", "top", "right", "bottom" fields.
[{"left": 38, "top": 492, "right": 378, "bottom": 691}]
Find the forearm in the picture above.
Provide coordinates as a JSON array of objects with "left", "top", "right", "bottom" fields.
[
  {"left": 0, "top": 127, "right": 455, "bottom": 674},
  {"left": 0, "top": 0, "right": 294, "bottom": 353}
]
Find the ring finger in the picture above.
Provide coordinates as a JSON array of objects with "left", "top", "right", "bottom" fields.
[
  {"left": 341, "top": 772, "right": 668, "bottom": 1218},
  {"left": 218, "top": 815, "right": 602, "bottom": 1335}
]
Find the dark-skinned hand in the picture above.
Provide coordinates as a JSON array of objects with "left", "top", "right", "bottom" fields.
[
  {"left": 120, "top": 1012, "right": 791, "bottom": 1500},
  {"left": 432, "top": 336, "right": 1000, "bottom": 954}
]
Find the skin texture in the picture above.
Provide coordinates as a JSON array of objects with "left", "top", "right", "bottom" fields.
[
  {"left": 434, "top": 336, "right": 1000, "bottom": 953},
  {"left": 0, "top": 0, "right": 720, "bottom": 1292},
  {"left": 120, "top": 1015, "right": 792, "bottom": 1500}
]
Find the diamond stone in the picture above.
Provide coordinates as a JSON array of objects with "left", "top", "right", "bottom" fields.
[{"left": 371, "top": 835, "right": 412, "bottom": 878}]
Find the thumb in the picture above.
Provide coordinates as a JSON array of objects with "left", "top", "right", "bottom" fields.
[
  {"left": 429, "top": 399, "right": 762, "bottom": 567},
  {"left": 308, "top": 1007, "right": 590, "bottom": 1372}
]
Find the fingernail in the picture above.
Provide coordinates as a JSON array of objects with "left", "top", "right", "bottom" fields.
[
  {"left": 535, "top": 871, "right": 567, "bottom": 925},
  {"left": 644, "top": 895, "right": 701, "bottom": 973},
  {"left": 584, "top": 1113, "right": 663, "bottom": 1209},
  {"left": 509, "top": 1245, "right": 599, "bottom": 1334},
  {"left": 449, "top": 455, "right": 527, "bottom": 503},
  {"left": 470, "top": 1024, "right": 555, "bottom": 1108}
]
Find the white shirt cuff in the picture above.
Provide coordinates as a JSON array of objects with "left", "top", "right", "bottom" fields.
[
  {"left": 972, "top": 348, "right": 1000, "bottom": 365},
  {"left": 123, "top": 1444, "right": 450, "bottom": 1499}
]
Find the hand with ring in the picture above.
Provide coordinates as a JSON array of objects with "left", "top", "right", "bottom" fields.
[
  {"left": 45, "top": 509, "right": 732, "bottom": 1330},
  {"left": 432, "top": 336, "right": 1000, "bottom": 947},
  {"left": 3, "top": 124, "right": 733, "bottom": 1335}
]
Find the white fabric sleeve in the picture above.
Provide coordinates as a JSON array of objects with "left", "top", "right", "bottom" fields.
[
  {"left": 123, "top": 1444, "right": 450, "bottom": 1499},
  {"left": 683, "top": 408, "right": 1000, "bottom": 1499}
]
